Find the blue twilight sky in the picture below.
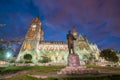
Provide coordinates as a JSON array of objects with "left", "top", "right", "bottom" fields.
[{"left": 0, "top": 0, "right": 120, "bottom": 50}]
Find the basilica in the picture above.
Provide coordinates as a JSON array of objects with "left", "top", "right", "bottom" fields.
[{"left": 16, "top": 17, "right": 100, "bottom": 64}]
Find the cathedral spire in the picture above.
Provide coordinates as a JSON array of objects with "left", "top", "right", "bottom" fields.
[
  {"left": 84, "top": 35, "right": 88, "bottom": 42},
  {"left": 35, "top": 16, "right": 40, "bottom": 23}
]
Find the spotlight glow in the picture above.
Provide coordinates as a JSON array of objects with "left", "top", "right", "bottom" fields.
[{"left": 6, "top": 52, "right": 12, "bottom": 59}]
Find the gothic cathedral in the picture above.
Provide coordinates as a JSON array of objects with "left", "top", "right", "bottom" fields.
[{"left": 17, "top": 17, "right": 100, "bottom": 64}]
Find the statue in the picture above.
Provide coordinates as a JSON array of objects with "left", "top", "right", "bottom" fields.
[{"left": 67, "top": 30, "right": 76, "bottom": 54}]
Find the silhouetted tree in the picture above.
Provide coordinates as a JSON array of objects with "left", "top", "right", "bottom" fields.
[
  {"left": 39, "top": 54, "right": 51, "bottom": 63},
  {"left": 100, "top": 49, "right": 119, "bottom": 63},
  {"left": 0, "top": 47, "right": 4, "bottom": 60},
  {"left": 24, "top": 54, "right": 32, "bottom": 63}
]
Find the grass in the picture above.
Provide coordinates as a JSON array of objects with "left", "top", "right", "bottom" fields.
[
  {"left": 86, "top": 64, "right": 120, "bottom": 71},
  {"left": 0, "top": 66, "right": 65, "bottom": 80},
  {"left": 3, "top": 74, "right": 120, "bottom": 80},
  {"left": 1, "top": 74, "right": 39, "bottom": 80},
  {"left": 0, "top": 66, "right": 65, "bottom": 75},
  {"left": 1, "top": 65, "right": 120, "bottom": 80}
]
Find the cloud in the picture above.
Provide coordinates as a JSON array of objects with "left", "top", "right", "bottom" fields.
[{"left": 0, "top": 0, "right": 120, "bottom": 50}]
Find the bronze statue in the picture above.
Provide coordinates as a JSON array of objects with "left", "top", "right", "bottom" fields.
[{"left": 67, "top": 30, "right": 76, "bottom": 54}]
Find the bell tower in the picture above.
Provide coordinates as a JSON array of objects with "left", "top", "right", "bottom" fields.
[{"left": 16, "top": 17, "right": 44, "bottom": 63}]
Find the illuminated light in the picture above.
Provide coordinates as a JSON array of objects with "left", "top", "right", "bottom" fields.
[
  {"left": 6, "top": 52, "right": 12, "bottom": 59},
  {"left": 32, "top": 24, "right": 36, "bottom": 28},
  {"left": 23, "top": 43, "right": 26, "bottom": 49},
  {"left": 26, "top": 43, "right": 31, "bottom": 50}
]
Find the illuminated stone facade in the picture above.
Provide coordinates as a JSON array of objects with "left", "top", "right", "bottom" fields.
[
  {"left": 16, "top": 17, "right": 44, "bottom": 63},
  {"left": 16, "top": 17, "right": 100, "bottom": 64}
]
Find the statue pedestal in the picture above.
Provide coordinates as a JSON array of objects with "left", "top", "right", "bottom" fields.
[
  {"left": 68, "top": 54, "right": 80, "bottom": 67},
  {"left": 57, "top": 53, "right": 99, "bottom": 75}
]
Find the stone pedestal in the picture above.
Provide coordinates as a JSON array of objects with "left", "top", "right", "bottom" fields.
[
  {"left": 57, "top": 53, "right": 99, "bottom": 75},
  {"left": 68, "top": 54, "right": 80, "bottom": 67}
]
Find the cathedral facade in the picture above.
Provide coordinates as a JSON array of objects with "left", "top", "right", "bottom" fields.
[{"left": 16, "top": 17, "right": 100, "bottom": 64}]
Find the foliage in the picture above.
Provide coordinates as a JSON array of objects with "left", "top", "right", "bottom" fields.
[
  {"left": 25, "top": 60, "right": 32, "bottom": 63},
  {"left": 24, "top": 54, "right": 32, "bottom": 60},
  {"left": 23, "top": 54, "right": 32, "bottom": 63},
  {"left": 100, "top": 49, "right": 119, "bottom": 63},
  {"left": 39, "top": 55, "right": 51, "bottom": 63},
  {"left": 0, "top": 47, "right": 4, "bottom": 60},
  {"left": 17, "top": 60, "right": 24, "bottom": 63},
  {"left": 0, "top": 47, "right": 3, "bottom": 52},
  {"left": 9, "top": 59, "right": 15, "bottom": 63},
  {"left": 8, "top": 57, "right": 16, "bottom": 63}
]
